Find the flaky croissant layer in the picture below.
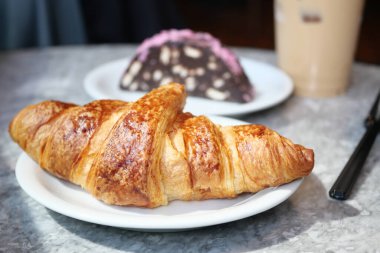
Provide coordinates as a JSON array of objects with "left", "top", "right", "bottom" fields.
[{"left": 9, "top": 83, "right": 314, "bottom": 207}]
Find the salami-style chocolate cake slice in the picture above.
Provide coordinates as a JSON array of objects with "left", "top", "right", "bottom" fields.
[{"left": 120, "top": 29, "right": 254, "bottom": 103}]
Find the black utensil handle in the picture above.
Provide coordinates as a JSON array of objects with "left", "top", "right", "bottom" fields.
[{"left": 329, "top": 122, "right": 380, "bottom": 200}]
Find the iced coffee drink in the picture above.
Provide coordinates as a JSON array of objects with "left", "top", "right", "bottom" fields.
[{"left": 275, "top": 0, "right": 365, "bottom": 97}]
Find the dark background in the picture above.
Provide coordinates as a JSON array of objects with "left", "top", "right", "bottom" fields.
[
  {"left": 175, "top": 0, "right": 379, "bottom": 65},
  {"left": 1, "top": 0, "right": 379, "bottom": 64}
]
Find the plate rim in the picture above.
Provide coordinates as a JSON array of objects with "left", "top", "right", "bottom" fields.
[
  {"left": 83, "top": 57, "right": 294, "bottom": 116},
  {"left": 15, "top": 116, "right": 303, "bottom": 231}
]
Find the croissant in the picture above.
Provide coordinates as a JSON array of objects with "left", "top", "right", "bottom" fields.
[{"left": 9, "top": 83, "right": 314, "bottom": 208}]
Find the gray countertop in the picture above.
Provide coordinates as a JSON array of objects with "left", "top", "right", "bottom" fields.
[{"left": 1, "top": 45, "right": 380, "bottom": 252}]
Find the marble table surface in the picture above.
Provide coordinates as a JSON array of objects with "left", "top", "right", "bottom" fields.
[{"left": 1, "top": 45, "right": 379, "bottom": 253}]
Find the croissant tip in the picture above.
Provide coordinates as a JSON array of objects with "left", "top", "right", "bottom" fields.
[
  {"left": 165, "top": 82, "right": 186, "bottom": 92},
  {"left": 302, "top": 147, "right": 315, "bottom": 174},
  {"left": 303, "top": 148, "right": 314, "bottom": 161}
]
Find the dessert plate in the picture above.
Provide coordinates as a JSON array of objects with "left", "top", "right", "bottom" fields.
[
  {"left": 84, "top": 57, "right": 293, "bottom": 116},
  {"left": 16, "top": 116, "right": 303, "bottom": 232}
]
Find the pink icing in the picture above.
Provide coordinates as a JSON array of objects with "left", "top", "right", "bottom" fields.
[{"left": 136, "top": 29, "right": 243, "bottom": 75}]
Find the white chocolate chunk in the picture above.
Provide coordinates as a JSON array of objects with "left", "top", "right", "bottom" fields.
[
  {"left": 160, "top": 46, "right": 171, "bottom": 65},
  {"left": 143, "top": 72, "right": 151, "bottom": 80},
  {"left": 179, "top": 68, "right": 188, "bottom": 78},
  {"left": 223, "top": 72, "right": 231, "bottom": 79},
  {"left": 129, "top": 82, "right": 138, "bottom": 91},
  {"left": 172, "top": 65, "right": 182, "bottom": 74},
  {"left": 208, "top": 62, "right": 217, "bottom": 70},
  {"left": 185, "top": 77, "right": 196, "bottom": 91},
  {"left": 184, "top": 46, "right": 201, "bottom": 58},
  {"left": 122, "top": 73, "right": 133, "bottom": 86},
  {"left": 206, "top": 88, "right": 230, "bottom": 100},
  {"left": 214, "top": 79, "right": 225, "bottom": 88},
  {"left": 153, "top": 70, "right": 163, "bottom": 81},
  {"left": 172, "top": 49, "right": 180, "bottom": 59},
  {"left": 129, "top": 61, "right": 142, "bottom": 75},
  {"left": 195, "top": 68, "right": 205, "bottom": 76},
  {"left": 161, "top": 77, "right": 172, "bottom": 85}
]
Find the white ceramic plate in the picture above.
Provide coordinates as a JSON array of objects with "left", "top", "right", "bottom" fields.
[
  {"left": 84, "top": 57, "right": 293, "bottom": 116},
  {"left": 16, "top": 116, "right": 303, "bottom": 232}
]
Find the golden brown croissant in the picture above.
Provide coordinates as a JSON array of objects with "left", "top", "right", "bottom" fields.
[{"left": 9, "top": 83, "right": 314, "bottom": 207}]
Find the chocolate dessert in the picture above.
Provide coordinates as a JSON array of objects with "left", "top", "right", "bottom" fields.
[{"left": 120, "top": 29, "right": 254, "bottom": 103}]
